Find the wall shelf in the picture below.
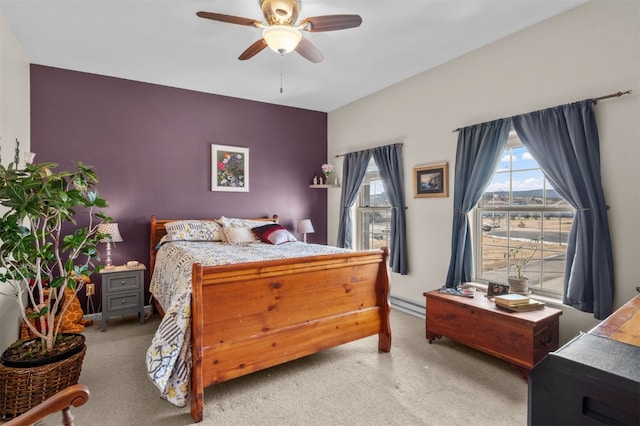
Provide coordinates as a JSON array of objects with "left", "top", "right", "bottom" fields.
[{"left": 309, "top": 184, "right": 340, "bottom": 189}]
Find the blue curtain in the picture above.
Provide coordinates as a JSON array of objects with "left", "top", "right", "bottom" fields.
[
  {"left": 336, "top": 150, "right": 371, "bottom": 248},
  {"left": 445, "top": 119, "right": 511, "bottom": 288},
  {"left": 372, "top": 144, "right": 408, "bottom": 274},
  {"left": 513, "top": 100, "right": 614, "bottom": 319}
]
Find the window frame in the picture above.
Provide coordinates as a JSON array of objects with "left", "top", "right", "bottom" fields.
[
  {"left": 355, "top": 158, "right": 392, "bottom": 251},
  {"left": 473, "top": 133, "right": 574, "bottom": 297}
]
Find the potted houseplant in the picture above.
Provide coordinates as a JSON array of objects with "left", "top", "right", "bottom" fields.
[
  {"left": 0, "top": 162, "right": 110, "bottom": 419},
  {"left": 504, "top": 238, "right": 541, "bottom": 295},
  {"left": 0, "top": 160, "right": 110, "bottom": 418}
]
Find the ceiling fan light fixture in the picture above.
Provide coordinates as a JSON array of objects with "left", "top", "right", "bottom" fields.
[{"left": 263, "top": 25, "right": 302, "bottom": 54}]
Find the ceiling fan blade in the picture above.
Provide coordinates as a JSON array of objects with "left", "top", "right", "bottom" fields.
[
  {"left": 196, "top": 11, "right": 261, "bottom": 28},
  {"left": 300, "top": 14, "right": 362, "bottom": 32},
  {"left": 239, "top": 39, "right": 268, "bottom": 60},
  {"left": 295, "top": 37, "right": 324, "bottom": 63}
]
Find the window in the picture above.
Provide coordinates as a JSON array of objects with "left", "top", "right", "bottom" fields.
[
  {"left": 357, "top": 158, "right": 391, "bottom": 250},
  {"left": 474, "top": 133, "right": 574, "bottom": 295}
]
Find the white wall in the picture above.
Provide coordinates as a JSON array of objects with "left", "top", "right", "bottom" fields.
[
  {"left": 0, "top": 11, "right": 30, "bottom": 352},
  {"left": 328, "top": 1, "right": 639, "bottom": 344}
]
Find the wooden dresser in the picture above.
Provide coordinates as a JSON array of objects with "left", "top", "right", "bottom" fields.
[
  {"left": 588, "top": 294, "right": 640, "bottom": 345},
  {"left": 424, "top": 290, "right": 562, "bottom": 378}
]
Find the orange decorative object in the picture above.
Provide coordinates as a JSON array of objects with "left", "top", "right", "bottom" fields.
[{"left": 21, "top": 287, "right": 92, "bottom": 340}]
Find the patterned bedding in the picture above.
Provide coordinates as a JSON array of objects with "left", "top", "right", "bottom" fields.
[{"left": 146, "top": 240, "right": 351, "bottom": 407}]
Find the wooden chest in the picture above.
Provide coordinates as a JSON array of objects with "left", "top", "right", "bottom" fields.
[{"left": 424, "top": 290, "right": 562, "bottom": 377}]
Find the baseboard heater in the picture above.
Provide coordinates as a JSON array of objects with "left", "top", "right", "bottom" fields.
[{"left": 389, "top": 294, "right": 425, "bottom": 319}]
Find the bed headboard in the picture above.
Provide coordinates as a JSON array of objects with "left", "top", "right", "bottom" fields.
[{"left": 148, "top": 214, "right": 279, "bottom": 279}]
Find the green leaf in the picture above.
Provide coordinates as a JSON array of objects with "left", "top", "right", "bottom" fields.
[{"left": 50, "top": 276, "right": 65, "bottom": 288}]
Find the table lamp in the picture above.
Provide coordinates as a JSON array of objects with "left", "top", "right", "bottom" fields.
[
  {"left": 297, "top": 219, "right": 314, "bottom": 243},
  {"left": 98, "top": 223, "right": 123, "bottom": 268}
]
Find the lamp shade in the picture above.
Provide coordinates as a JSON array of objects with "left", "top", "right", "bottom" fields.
[
  {"left": 297, "top": 219, "right": 315, "bottom": 234},
  {"left": 98, "top": 223, "right": 123, "bottom": 243},
  {"left": 263, "top": 25, "right": 302, "bottom": 54}
]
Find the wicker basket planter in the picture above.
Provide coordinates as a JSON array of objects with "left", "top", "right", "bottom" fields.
[{"left": 0, "top": 344, "right": 86, "bottom": 420}]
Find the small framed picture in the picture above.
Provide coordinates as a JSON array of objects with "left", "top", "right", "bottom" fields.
[
  {"left": 487, "top": 282, "right": 509, "bottom": 298},
  {"left": 413, "top": 162, "right": 448, "bottom": 198}
]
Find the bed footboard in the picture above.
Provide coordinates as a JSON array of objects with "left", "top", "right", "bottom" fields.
[{"left": 189, "top": 248, "right": 391, "bottom": 422}]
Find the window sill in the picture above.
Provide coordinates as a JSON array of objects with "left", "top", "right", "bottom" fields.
[
  {"left": 462, "top": 281, "right": 564, "bottom": 307},
  {"left": 527, "top": 293, "right": 565, "bottom": 309}
]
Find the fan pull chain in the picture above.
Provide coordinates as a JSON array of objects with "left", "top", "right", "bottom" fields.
[{"left": 280, "top": 53, "right": 284, "bottom": 94}]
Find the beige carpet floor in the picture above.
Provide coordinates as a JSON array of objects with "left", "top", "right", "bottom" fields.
[{"left": 36, "top": 309, "right": 528, "bottom": 425}]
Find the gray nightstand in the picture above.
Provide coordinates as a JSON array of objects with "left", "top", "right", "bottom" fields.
[{"left": 100, "top": 264, "right": 146, "bottom": 331}]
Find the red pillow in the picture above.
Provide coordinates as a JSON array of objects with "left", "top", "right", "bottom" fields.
[{"left": 252, "top": 224, "right": 297, "bottom": 245}]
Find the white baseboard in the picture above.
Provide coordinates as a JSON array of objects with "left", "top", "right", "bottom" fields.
[
  {"left": 86, "top": 301, "right": 424, "bottom": 322},
  {"left": 83, "top": 312, "right": 101, "bottom": 321},
  {"left": 389, "top": 295, "right": 425, "bottom": 319},
  {"left": 83, "top": 305, "right": 152, "bottom": 321}
]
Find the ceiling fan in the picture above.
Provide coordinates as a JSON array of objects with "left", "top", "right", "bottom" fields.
[{"left": 196, "top": 0, "right": 362, "bottom": 63}]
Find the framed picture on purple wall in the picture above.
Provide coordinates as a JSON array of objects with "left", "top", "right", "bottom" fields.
[{"left": 211, "top": 144, "right": 249, "bottom": 192}]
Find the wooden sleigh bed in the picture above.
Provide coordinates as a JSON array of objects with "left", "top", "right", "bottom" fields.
[{"left": 148, "top": 215, "right": 391, "bottom": 422}]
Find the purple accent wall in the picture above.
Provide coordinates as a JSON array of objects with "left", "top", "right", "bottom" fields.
[{"left": 30, "top": 65, "right": 329, "bottom": 306}]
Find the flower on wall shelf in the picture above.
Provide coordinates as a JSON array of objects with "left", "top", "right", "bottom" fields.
[
  {"left": 321, "top": 163, "right": 333, "bottom": 180},
  {"left": 217, "top": 151, "right": 245, "bottom": 187}
]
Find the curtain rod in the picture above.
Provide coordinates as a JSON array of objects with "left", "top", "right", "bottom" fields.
[
  {"left": 334, "top": 142, "right": 403, "bottom": 158},
  {"left": 451, "top": 89, "right": 632, "bottom": 132}
]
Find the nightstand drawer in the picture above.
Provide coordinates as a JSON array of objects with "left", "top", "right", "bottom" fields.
[
  {"left": 105, "top": 274, "right": 141, "bottom": 293},
  {"left": 105, "top": 292, "right": 140, "bottom": 312}
]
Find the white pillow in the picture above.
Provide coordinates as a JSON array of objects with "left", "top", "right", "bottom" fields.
[
  {"left": 223, "top": 226, "right": 258, "bottom": 244},
  {"left": 217, "top": 216, "right": 273, "bottom": 229},
  {"left": 164, "top": 220, "right": 222, "bottom": 241}
]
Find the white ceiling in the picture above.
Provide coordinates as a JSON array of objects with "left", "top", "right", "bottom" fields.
[{"left": 0, "top": 0, "right": 586, "bottom": 112}]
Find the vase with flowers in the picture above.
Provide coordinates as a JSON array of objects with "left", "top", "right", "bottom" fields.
[{"left": 321, "top": 163, "right": 333, "bottom": 183}]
